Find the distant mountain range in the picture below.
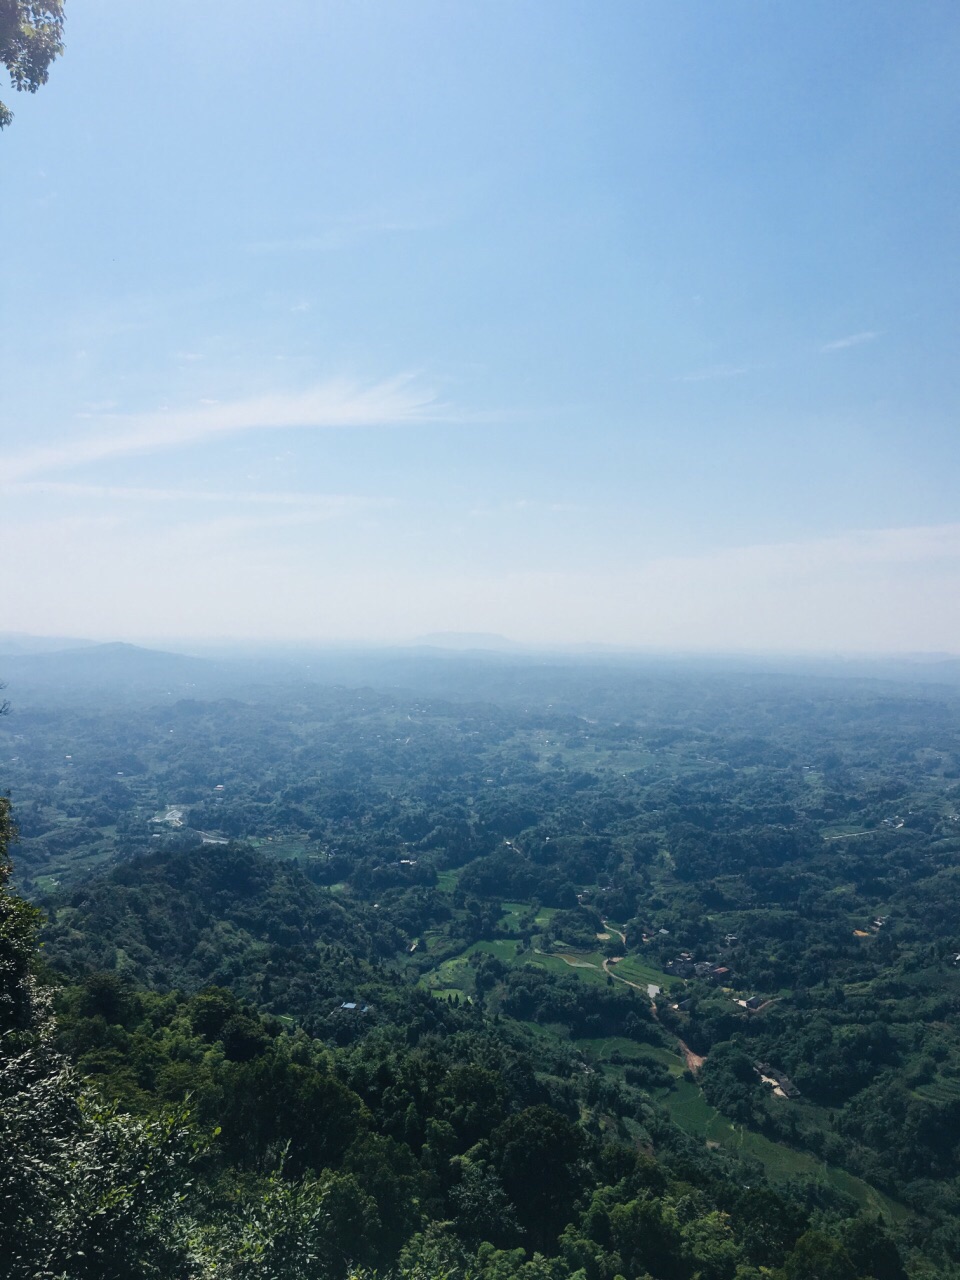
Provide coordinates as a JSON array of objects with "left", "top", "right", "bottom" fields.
[
  {"left": 0, "top": 632, "right": 99, "bottom": 657},
  {"left": 411, "top": 631, "right": 524, "bottom": 651},
  {"left": 3, "top": 633, "right": 960, "bottom": 710},
  {"left": 0, "top": 641, "right": 222, "bottom": 705}
]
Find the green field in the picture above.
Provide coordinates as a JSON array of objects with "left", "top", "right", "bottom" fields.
[
  {"left": 420, "top": 936, "right": 623, "bottom": 995},
  {"left": 575, "top": 1037, "right": 683, "bottom": 1070},
  {"left": 914, "top": 1077, "right": 960, "bottom": 1104},
  {"left": 529, "top": 949, "right": 610, "bottom": 986},
  {"left": 420, "top": 938, "right": 525, "bottom": 994},
  {"left": 660, "top": 1077, "right": 908, "bottom": 1221},
  {"left": 608, "top": 954, "right": 673, "bottom": 989},
  {"left": 498, "top": 901, "right": 533, "bottom": 931}
]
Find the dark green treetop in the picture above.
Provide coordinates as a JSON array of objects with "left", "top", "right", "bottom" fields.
[{"left": 0, "top": 1, "right": 64, "bottom": 128}]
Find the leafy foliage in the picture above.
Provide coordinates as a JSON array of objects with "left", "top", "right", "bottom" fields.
[{"left": 0, "top": 0, "right": 64, "bottom": 127}]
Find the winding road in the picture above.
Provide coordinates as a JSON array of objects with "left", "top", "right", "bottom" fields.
[
  {"left": 537, "top": 921, "right": 708, "bottom": 1074},
  {"left": 599, "top": 919, "right": 706, "bottom": 1073}
]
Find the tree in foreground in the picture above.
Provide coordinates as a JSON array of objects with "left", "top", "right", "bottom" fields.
[
  {"left": 0, "top": 792, "right": 407, "bottom": 1279},
  {"left": 0, "top": 0, "right": 64, "bottom": 128},
  {"left": 0, "top": 795, "right": 210, "bottom": 1278}
]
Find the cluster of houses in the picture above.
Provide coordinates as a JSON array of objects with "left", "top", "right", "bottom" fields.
[
  {"left": 754, "top": 1061, "right": 800, "bottom": 1098},
  {"left": 855, "top": 915, "right": 889, "bottom": 938},
  {"left": 663, "top": 952, "right": 732, "bottom": 983}
]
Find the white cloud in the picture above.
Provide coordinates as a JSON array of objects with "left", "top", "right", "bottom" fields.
[
  {"left": 249, "top": 225, "right": 427, "bottom": 254},
  {"left": 246, "top": 208, "right": 446, "bottom": 255},
  {"left": 156, "top": 507, "right": 388, "bottom": 542},
  {"left": 820, "top": 330, "right": 879, "bottom": 353},
  {"left": 468, "top": 498, "right": 586, "bottom": 517},
  {"left": 1, "top": 377, "right": 442, "bottom": 482},
  {"left": 679, "top": 364, "right": 750, "bottom": 383},
  {"left": 0, "top": 481, "right": 388, "bottom": 511},
  {"left": 244, "top": 177, "right": 479, "bottom": 255}
]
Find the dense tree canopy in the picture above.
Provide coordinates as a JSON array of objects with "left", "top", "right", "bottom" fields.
[
  {"left": 4, "top": 660, "right": 960, "bottom": 1275},
  {"left": 0, "top": 0, "right": 63, "bottom": 127}
]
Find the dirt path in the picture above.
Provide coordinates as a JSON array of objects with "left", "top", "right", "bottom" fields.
[
  {"left": 602, "top": 958, "right": 706, "bottom": 1074},
  {"left": 602, "top": 919, "right": 627, "bottom": 946},
  {"left": 602, "top": 957, "right": 658, "bottom": 1001},
  {"left": 535, "top": 949, "right": 601, "bottom": 970},
  {"left": 535, "top": 949, "right": 709, "bottom": 1076},
  {"left": 602, "top": 957, "right": 641, "bottom": 988},
  {"left": 677, "top": 1039, "right": 706, "bottom": 1071}
]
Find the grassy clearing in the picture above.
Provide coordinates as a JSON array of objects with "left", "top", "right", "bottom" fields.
[
  {"left": 498, "top": 901, "right": 534, "bottom": 931},
  {"left": 574, "top": 1037, "right": 681, "bottom": 1069},
  {"left": 265, "top": 838, "right": 309, "bottom": 858},
  {"left": 636, "top": 1042, "right": 687, "bottom": 1075},
  {"left": 915, "top": 1077, "right": 960, "bottom": 1104},
  {"left": 420, "top": 953, "right": 473, "bottom": 994},
  {"left": 246, "top": 835, "right": 309, "bottom": 858},
  {"left": 471, "top": 939, "right": 524, "bottom": 960},
  {"left": 529, "top": 951, "right": 610, "bottom": 986},
  {"left": 610, "top": 954, "right": 673, "bottom": 988},
  {"left": 420, "top": 939, "right": 524, "bottom": 994},
  {"left": 660, "top": 1078, "right": 907, "bottom": 1221},
  {"left": 513, "top": 1017, "right": 572, "bottom": 1045},
  {"left": 435, "top": 869, "right": 460, "bottom": 892}
]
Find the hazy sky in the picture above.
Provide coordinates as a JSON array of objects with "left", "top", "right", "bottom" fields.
[{"left": 3, "top": 1, "right": 959, "bottom": 651}]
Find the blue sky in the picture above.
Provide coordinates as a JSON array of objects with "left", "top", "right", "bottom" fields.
[{"left": 2, "top": 1, "right": 959, "bottom": 650}]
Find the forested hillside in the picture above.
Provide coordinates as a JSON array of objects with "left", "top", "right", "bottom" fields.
[{"left": 4, "top": 658, "right": 960, "bottom": 1277}]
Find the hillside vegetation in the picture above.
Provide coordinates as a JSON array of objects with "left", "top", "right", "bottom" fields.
[{"left": 4, "top": 660, "right": 960, "bottom": 1277}]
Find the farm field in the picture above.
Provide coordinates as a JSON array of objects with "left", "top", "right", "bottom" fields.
[{"left": 661, "top": 1078, "right": 908, "bottom": 1221}]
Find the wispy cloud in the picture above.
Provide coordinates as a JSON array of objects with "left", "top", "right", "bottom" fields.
[
  {"left": 655, "top": 521, "right": 960, "bottom": 576},
  {"left": 1, "top": 377, "right": 443, "bottom": 482},
  {"left": 245, "top": 178, "right": 477, "bottom": 254},
  {"left": 820, "top": 330, "right": 879, "bottom": 353},
  {"left": 469, "top": 498, "right": 586, "bottom": 517},
  {"left": 0, "top": 481, "right": 389, "bottom": 512},
  {"left": 679, "top": 364, "right": 750, "bottom": 383},
  {"left": 248, "top": 219, "right": 438, "bottom": 254},
  {"left": 247, "top": 206, "right": 446, "bottom": 255},
  {"left": 160, "top": 507, "right": 389, "bottom": 540}
]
